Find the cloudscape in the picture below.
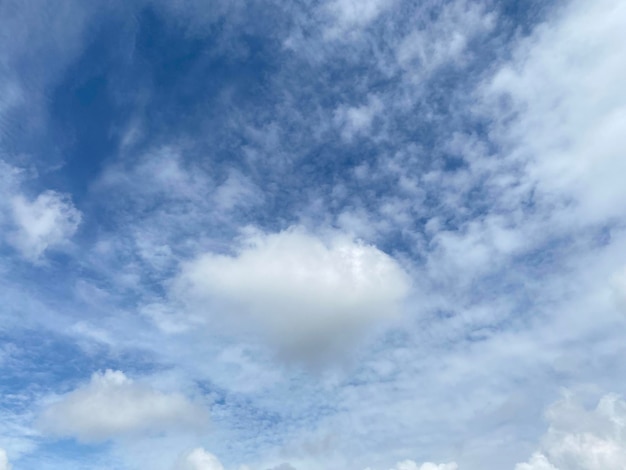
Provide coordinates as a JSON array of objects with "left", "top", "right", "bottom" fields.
[{"left": 1, "top": 0, "right": 625, "bottom": 469}]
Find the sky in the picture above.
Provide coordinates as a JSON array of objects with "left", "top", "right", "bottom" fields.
[{"left": 0, "top": 0, "right": 626, "bottom": 469}]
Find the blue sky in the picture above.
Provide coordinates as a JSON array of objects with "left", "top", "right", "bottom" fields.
[{"left": 1, "top": 0, "right": 626, "bottom": 469}]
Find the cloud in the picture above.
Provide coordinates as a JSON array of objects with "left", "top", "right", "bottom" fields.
[
  {"left": 389, "top": 462, "right": 458, "bottom": 470},
  {"left": 174, "top": 227, "right": 410, "bottom": 359},
  {"left": 0, "top": 449, "right": 10, "bottom": 470},
  {"left": 611, "top": 267, "right": 626, "bottom": 315},
  {"left": 38, "top": 370, "right": 208, "bottom": 442},
  {"left": 333, "top": 95, "right": 383, "bottom": 142},
  {"left": 8, "top": 190, "right": 81, "bottom": 261},
  {"left": 515, "top": 454, "right": 558, "bottom": 470},
  {"left": 324, "top": 0, "right": 394, "bottom": 35},
  {"left": 483, "top": 0, "right": 626, "bottom": 225},
  {"left": 515, "top": 394, "right": 626, "bottom": 470},
  {"left": 175, "top": 448, "right": 224, "bottom": 470},
  {"left": 364, "top": 461, "right": 458, "bottom": 470}
]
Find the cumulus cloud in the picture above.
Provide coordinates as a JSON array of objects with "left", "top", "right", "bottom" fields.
[
  {"left": 364, "top": 461, "right": 457, "bottom": 470},
  {"left": 0, "top": 449, "right": 10, "bottom": 470},
  {"left": 8, "top": 190, "right": 81, "bottom": 261},
  {"left": 174, "top": 227, "right": 410, "bottom": 359},
  {"left": 175, "top": 448, "right": 224, "bottom": 470},
  {"left": 515, "top": 394, "right": 626, "bottom": 470},
  {"left": 39, "top": 370, "right": 208, "bottom": 442},
  {"left": 390, "top": 462, "right": 458, "bottom": 470}
]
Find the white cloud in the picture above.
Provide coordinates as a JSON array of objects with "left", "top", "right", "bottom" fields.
[
  {"left": 334, "top": 95, "right": 383, "bottom": 142},
  {"left": 38, "top": 370, "right": 208, "bottom": 442},
  {"left": 396, "top": 1, "right": 494, "bottom": 75},
  {"left": 390, "top": 461, "right": 458, "bottom": 470},
  {"left": 515, "top": 454, "right": 558, "bottom": 470},
  {"left": 174, "top": 227, "right": 410, "bottom": 359},
  {"left": 0, "top": 449, "right": 11, "bottom": 470},
  {"left": 324, "top": 0, "right": 393, "bottom": 34},
  {"left": 175, "top": 448, "right": 224, "bottom": 470},
  {"left": 364, "top": 461, "right": 458, "bottom": 470},
  {"left": 515, "top": 394, "right": 626, "bottom": 470},
  {"left": 8, "top": 190, "right": 81, "bottom": 261},
  {"left": 484, "top": 0, "right": 626, "bottom": 225}
]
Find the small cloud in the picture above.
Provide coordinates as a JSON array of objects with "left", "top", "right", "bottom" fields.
[
  {"left": 333, "top": 95, "right": 383, "bottom": 142},
  {"left": 324, "top": 0, "right": 394, "bottom": 37},
  {"left": 175, "top": 448, "right": 224, "bottom": 470},
  {"left": 8, "top": 190, "right": 81, "bottom": 261},
  {"left": 38, "top": 370, "right": 208, "bottom": 442},
  {"left": 390, "top": 462, "right": 458, "bottom": 470}
]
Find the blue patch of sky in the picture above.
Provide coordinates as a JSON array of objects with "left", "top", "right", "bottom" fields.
[{"left": 0, "top": 329, "right": 160, "bottom": 396}]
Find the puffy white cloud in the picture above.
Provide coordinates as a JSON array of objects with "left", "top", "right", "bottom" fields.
[
  {"left": 364, "top": 461, "right": 457, "bottom": 470},
  {"left": 38, "top": 370, "right": 208, "bottom": 442},
  {"left": 0, "top": 449, "right": 11, "bottom": 470},
  {"left": 515, "top": 394, "right": 626, "bottom": 470},
  {"left": 515, "top": 454, "right": 558, "bottom": 470},
  {"left": 8, "top": 190, "right": 81, "bottom": 261},
  {"left": 391, "top": 461, "right": 458, "bottom": 470},
  {"left": 174, "top": 227, "right": 410, "bottom": 359},
  {"left": 175, "top": 448, "right": 224, "bottom": 470}
]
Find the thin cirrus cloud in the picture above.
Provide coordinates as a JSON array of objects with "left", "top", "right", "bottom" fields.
[
  {"left": 172, "top": 227, "right": 411, "bottom": 360},
  {"left": 38, "top": 370, "right": 208, "bottom": 443}
]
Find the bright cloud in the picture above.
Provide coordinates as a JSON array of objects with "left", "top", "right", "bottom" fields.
[
  {"left": 175, "top": 448, "right": 224, "bottom": 470},
  {"left": 174, "top": 227, "right": 410, "bottom": 359},
  {"left": 484, "top": 0, "right": 626, "bottom": 225},
  {"left": 515, "top": 395, "right": 626, "bottom": 470},
  {"left": 38, "top": 370, "right": 208, "bottom": 442},
  {"left": 0, "top": 450, "right": 10, "bottom": 470},
  {"left": 389, "top": 461, "right": 458, "bottom": 470},
  {"left": 8, "top": 190, "right": 81, "bottom": 261}
]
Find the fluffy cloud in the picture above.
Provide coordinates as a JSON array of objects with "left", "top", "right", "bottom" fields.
[
  {"left": 0, "top": 450, "right": 10, "bottom": 470},
  {"left": 515, "top": 394, "right": 626, "bottom": 470},
  {"left": 515, "top": 454, "right": 558, "bottom": 470},
  {"left": 364, "top": 461, "right": 457, "bottom": 470},
  {"left": 8, "top": 190, "right": 81, "bottom": 261},
  {"left": 390, "top": 461, "right": 458, "bottom": 470},
  {"left": 175, "top": 448, "right": 224, "bottom": 470},
  {"left": 38, "top": 370, "right": 208, "bottom": 442},
  {"left": 174, "top": 227, "right": 410, "bottom": 359}
]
